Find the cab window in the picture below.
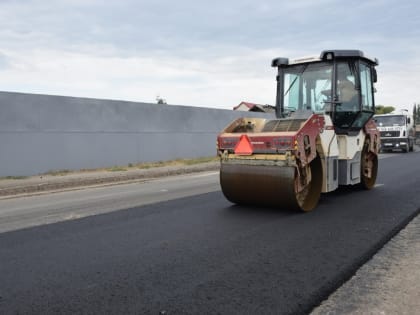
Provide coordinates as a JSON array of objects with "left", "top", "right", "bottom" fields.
[{"left": 360, "top": 63, "right": 374, "bottom": 112}]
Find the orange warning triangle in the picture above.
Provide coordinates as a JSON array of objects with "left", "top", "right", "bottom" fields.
[{"left": 234, "top": 135, "right": 253, "bottom": 155}]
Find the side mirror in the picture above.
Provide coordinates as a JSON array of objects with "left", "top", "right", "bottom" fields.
[
  {"left": 372, "top": 68, "right": 377, "bottom": 83},
  {"left": 407, "top": 117, "right": 411, "bottom": 124}
]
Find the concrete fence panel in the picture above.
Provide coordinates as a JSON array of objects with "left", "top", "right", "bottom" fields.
[{"left": 0, "top": 91, "right": 272, "bottom": 176}]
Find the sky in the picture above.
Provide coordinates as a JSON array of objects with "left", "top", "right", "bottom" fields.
[{"left": 0, "top": 0, "right": 419, "bottom": 111}]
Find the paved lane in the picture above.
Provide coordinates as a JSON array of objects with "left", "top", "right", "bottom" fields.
[
  {"left": 0, "top": 152, "right": 419, "bottom": 314},
  {"left": 0, "top": 171, "right": 220, "bottom": 233},
  {"left": 312, "top": 214, "right": 420, "bottom": 314}
]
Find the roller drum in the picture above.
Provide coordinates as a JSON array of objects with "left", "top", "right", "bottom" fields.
[
  {"left": 220, "top": 157, "right": 322, "bottom": 211},
  {"left": 220, "top": 164, "right": 300, "bottom": 210}
]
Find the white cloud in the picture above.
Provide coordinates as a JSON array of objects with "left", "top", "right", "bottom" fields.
[
  {"left": 0, "top": 0, "right": 419, "bottom": 110},
  {"left": 0, "top": 47, "right": 278, "bottom": 108}
]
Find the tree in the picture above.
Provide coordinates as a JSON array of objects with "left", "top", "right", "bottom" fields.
[
  {"left": 418, "top": 104, "right": 420, "bottom": 123},
  {"left": 156, "top": 95, "right": 167, "bottom": 105},
  {"left": 415, "top": 103, "right": 420, "bottom": 124},
  {"left": 375, "top": 105, "right": 395, "bottom": 114}
]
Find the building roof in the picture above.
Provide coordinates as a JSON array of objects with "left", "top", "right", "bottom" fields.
[{"left": 233, "top": 101, "right": 275, "bottom": 113}]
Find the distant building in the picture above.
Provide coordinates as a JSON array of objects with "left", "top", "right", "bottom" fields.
[{"left": 233, "top": 101, "right": 275, "bottom": 113}]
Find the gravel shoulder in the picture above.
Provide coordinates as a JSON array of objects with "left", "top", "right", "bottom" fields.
[{"left": 0, "top": 161, "right": 220, "bottom": 198}]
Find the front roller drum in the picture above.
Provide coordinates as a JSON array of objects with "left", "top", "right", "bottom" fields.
[{"left": 220, "top": 157, "right": 322, "bottom": 211}]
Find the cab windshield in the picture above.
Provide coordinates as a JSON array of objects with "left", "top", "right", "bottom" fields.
[
  {"left": 374, "top": 115, "right": 405, "bottom": 127},
  {"left": 283, "top": 62, "right": 332, "bottom": 113}
]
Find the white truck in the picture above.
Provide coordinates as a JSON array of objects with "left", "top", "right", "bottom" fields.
[{"left": 374, "top": 110, "right": 416, "bottom": 152}]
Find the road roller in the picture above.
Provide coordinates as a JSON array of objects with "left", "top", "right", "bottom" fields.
[{"left": 217, "top": 50, "right": 380, "bottom": 211}]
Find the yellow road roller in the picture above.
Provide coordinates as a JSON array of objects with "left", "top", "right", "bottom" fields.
[{"left": 217, "top": 50, "right": 380, "bottom": 211}]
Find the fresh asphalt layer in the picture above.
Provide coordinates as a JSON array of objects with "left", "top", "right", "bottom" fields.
[{"left": 0, "top": 152, "right": 420, "bottom": 314}]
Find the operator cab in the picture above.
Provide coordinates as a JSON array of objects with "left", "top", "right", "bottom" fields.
[{"left": 272, "top": 50, "right": 378, "bottom": 135}]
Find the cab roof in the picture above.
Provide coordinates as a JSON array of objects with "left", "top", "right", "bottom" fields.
[{"left": 272, "top": 50, "right": 379, "bottom": 67}]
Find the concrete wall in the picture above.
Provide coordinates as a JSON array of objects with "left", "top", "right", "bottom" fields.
[{"left": 0, "top": 91, "right": 273, "bottom": 176}]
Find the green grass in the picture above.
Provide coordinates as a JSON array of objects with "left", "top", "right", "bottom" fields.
[
  {"left": 132, "top": 157, "right": 218, "bottom": 169},
  {"left": 182, "top": 157, "right": 217, "bottom": 165},
  {"left": 42, "top": 169, "right": 72, "bottom": 176},
  {"left": 107, "top": 166, "right": 128, "bottom": 172},
  {"left": 0, "top": 176, "right": 29, "bottom": 180}
]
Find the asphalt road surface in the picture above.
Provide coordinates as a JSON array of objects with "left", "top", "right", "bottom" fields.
[
  {"left": 0, "top": 151, "right": 419, "bottom": 314},
  {"left": 0, "top": 172, "right": 221, "bottom": 233}
]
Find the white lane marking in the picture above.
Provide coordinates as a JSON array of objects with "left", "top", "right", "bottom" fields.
[
  {"left": 188, "top": 171, "right": 219, "bottom": 178},
  {"left": 150, "top": 171, "right": 219, "bottom": 184},
  {"left": 374, "top": 184, "right": 384, "bottom": 187},
  {"left": 160, "top": 189, "right": 168, "bottom": 192},
  {"left": 63, "top": 213, "right": 83, "bottom": 220}
]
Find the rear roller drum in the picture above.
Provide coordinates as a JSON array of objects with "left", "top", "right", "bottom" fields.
[
  {"left": 360, "top": 141, "right": 378, "bottom": 189},
  {"left": 295, "top": 155, "right": 323, "bottom": 211}
]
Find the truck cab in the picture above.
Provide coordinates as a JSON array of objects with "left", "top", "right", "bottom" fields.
[{"left": 374, "top": 110, "right": 415, "bottom": 152}]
